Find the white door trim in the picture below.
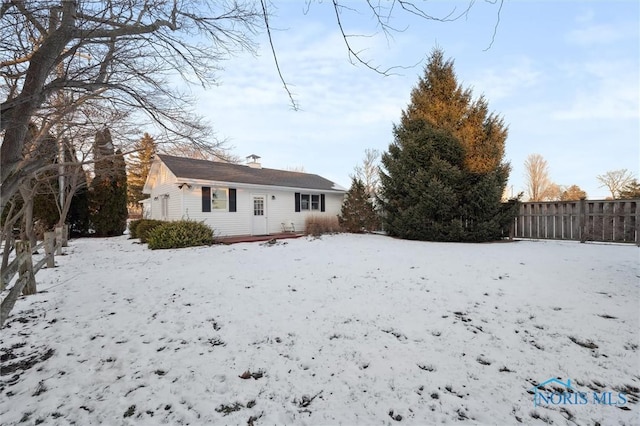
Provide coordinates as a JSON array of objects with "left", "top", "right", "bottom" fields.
[{"left": 251, "top": 194, "right": 268, "bottom": 235}]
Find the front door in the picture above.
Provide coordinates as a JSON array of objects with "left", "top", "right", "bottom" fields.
[{"left": 251, "top": 195, "right": 268, "bottom": 235}]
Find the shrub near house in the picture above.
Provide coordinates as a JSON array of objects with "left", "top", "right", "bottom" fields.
[
  {"left": 305, "top": 215, "right": 341, "bottom": 236},
  {"left": 135, "top": 219, "right": 166, "bottom": 243},
  {"left": 146, "top": 220, "right": 214, "bottom": 250},
  {"left": 338, "top": 177, "right": 380, "bottom": 233}
]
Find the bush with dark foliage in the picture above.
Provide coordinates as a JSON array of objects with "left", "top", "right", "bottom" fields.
[
  {"left": 134, "top": 219, "right": 167, "bottom": 243},
  {"left": 128, "top": 219, "right": 143, "bottom": 239},
  {"left": 339, "top": 177, "right": 380, "bottom": 233},
  {"left": 147, "top": 220, "right": 214, "bottom": 250}
]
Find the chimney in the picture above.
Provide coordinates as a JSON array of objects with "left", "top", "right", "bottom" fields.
[{"left": 246, "top": 154, "right": 262, "bottom": 169}]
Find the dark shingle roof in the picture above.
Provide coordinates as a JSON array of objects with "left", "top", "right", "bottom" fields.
[{"left": 157, "top": 154, "right": 344, "bottom": 192}]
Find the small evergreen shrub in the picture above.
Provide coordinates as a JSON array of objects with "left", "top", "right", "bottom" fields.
[
  {"left": 339, "top": 177, "right": 381, "bottom": 233},
  {"left": 305, "top": 215, "right": 341, "bottom": 237},
  {"left": 136, "top": 219, "right": 166, "bottom": 243},
  {"left": 128, "top": 219, "right": 143, "bottom": 239},
  {"left": 147, "top": 220, "right": 214, "bottom": 250}
]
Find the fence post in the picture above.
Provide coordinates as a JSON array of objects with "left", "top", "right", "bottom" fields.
[
  {"left": 55, "top": 226, "right": 63, "bottom": 255},
  {"left": 509, "top": 219, "right": 515, "bottom": 241},
  {"left": 62, "top": 224, "right": 69, "bottom": 247},
  {"left": 635, "top": 201, "right": 640, "bottom": 247},
  {"left": 44, "top": 232, "right": 56, "bottom": 268},
  {"left": 579, "top": 197, "right": 587, "bottom": 243},
  {"left": 16, "top": 241, "right": 37, "bottom": 295}
]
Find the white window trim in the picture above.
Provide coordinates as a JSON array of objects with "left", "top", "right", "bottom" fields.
[
  {"left": 212, "top": 188, "right": 228, "bottom": 212},
  {"left": 299, "top": 193, "right": 321, "bottom": 211}
]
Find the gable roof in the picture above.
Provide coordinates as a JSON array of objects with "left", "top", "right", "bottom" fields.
[{"left": 156, "top": 154, "right": 345, "bottom": 192}]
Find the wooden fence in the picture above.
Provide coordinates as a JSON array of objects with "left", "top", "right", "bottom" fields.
[
  {"left": 0, "top": 228, "right": 65, "bottom": 327},
  {"left": 513, "top": 199, "right": 639, "bottom": 244}
]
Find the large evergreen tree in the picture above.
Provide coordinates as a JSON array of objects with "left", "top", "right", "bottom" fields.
[
  {"left": 67, "top": 176, "right": 91, "bottom": 237},
  {"left": 339, "top": 177, "right": 380, "bottom": 233},
  {"left": 380, "top": 49, "right": 515, "bottom": 242},
  {"left": 402, "top": 49, "right": 508, "bottom": 176},
  {"left": 89, "top": 129, "right": 128, "bottom": 237},
  {"left": 127, "top": 133, "right": 156, "bottom": 211},
  {"left": 380, "top": 120, "right": 467, "bottom": 240}
]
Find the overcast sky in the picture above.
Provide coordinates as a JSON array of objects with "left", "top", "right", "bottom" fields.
[{"left": 188, "top": 0, "right": 638, "bottom": 199}]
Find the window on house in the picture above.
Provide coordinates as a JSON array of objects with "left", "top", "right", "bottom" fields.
[
  {"left": 295, "top": 192, "right": 326, "bottom": 212},
  {"left": 161, "top": 195, "right": 169, "bottom": 219},
  {"left": 203, "top": 186, "right": 236, "bottom": 212},
  {"left": 212, "top": 189, "right": 228, "bottom": 210},
  {"left": 311, "top": 194, "right": 320, "bottom": 210},
  {"left": 300, "top": 194, "right": 310, "bottom": 210}
]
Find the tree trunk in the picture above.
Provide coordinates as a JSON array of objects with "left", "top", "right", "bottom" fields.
[
  {"left": 57, "top": 162, "right": 83, "bottom": 240},
  {"left": 1, "top": 3, "right": 76, "bottom": 211},
  {"left": 0, "top": 233, "right": 13, "bottom": 291}
]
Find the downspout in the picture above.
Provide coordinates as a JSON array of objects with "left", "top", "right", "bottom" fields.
[{"left": 181, "top": 186, "right": 185, "bottom": 219}]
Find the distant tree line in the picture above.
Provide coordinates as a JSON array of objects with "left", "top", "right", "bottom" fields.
[{"left": 523, "top": 153, "right": 637, "bottom": 201}]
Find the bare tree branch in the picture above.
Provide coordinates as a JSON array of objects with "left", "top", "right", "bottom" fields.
[
  {"left": 597, "top": 169, "right": 635, "bottom": 199},
  {"left": 352, "top": 148, "right": 381, "bottom": 198},
  {"left": 483, "top": 0, "right": 504, "bottom": 51},
  {"left": 524, "top": 153, "right": 561, "bottom": 201},
  {"left": 260, "top": 0, "right": 298, "bottom": 110}
]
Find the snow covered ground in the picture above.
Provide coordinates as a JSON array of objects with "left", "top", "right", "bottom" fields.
[{"left": 1, "top": 234, "right": 638, "bottom": 425}]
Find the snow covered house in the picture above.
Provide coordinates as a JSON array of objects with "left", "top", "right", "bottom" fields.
[{"left": 142, "top": 154, "right": 346, "bottom": 237}]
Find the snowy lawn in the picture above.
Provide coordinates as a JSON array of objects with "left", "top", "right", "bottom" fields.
[{"left": 0, "top": 234, "right": 638, "bottom": 425}]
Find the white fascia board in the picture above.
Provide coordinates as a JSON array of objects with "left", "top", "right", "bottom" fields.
[{"left": 172, "top": 178, "right": 347, "bottom": 194}]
